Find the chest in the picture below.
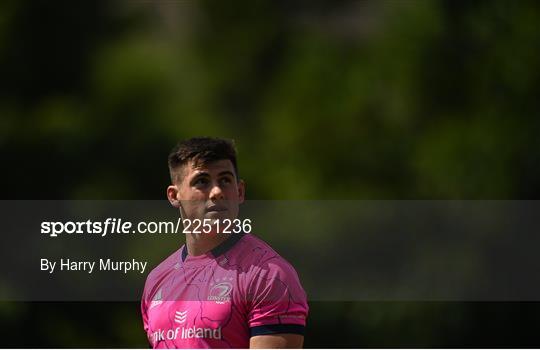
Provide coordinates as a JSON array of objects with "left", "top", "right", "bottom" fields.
[{"left": 146, "top": 264, "right": 248, "bottom": 347}]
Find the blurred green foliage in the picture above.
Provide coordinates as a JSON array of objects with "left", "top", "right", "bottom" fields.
[{"left": 1, "top": 0, "right": 540, "bottom": 347}]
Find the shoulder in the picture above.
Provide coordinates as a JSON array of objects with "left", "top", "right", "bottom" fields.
[
  {"left": 231, "top": 234, "right": 299, "bottom": 274},
  {"left": 229, "top": 234, "right": 304, "bottom": 292}
]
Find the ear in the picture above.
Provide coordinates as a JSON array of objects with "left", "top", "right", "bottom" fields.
[
  {"left": 167, "top": 185, "right": 181, "bottom": 208},
  {"left": 237, "top": 180, "right": 245, "bottom": 204}
]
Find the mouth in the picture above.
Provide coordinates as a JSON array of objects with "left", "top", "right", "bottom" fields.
[{"left": 205, "top": 205, "right": 227, "bottom": 213}]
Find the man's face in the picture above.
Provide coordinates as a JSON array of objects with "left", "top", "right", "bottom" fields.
[{"left": 171, "top": 159, "right": 245, "bottom": 223}]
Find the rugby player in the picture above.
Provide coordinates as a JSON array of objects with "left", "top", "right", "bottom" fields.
[{"left": 141, "top": 137, "right": 308, "bottom": 348}]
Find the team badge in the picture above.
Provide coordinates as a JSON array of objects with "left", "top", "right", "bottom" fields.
[{"left": 208, "top": 280, "right": 232, "bottom": 304}]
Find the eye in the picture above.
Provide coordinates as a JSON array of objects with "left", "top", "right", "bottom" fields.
[
  {"left": 219, "top": 177, "right": 232, "bottom": 186},
  {"left": 193, "top": 177, "right": 209, "bottom": 187}
]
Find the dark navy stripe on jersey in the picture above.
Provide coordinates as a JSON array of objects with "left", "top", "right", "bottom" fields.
[
  {"left": 181, "top": 233, "right": 245, "bottom": 262},
  {"left": 211, "top": 232, "right": 245, "bottom": 257},
  {"left": 249, "top": 324, "right": 305, "bottom": 336},
  {"left": 181, "top": 245, "right": 188, "bottom": 262}
]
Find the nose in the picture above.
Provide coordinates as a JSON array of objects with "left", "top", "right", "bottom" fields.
[{"left": 209, "top": 183, "right": 225, "bottom": 201}]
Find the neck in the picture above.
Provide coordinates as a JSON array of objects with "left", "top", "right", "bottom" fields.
[{"left": 185, "top": 232, "right": 232, "bottom": 256}]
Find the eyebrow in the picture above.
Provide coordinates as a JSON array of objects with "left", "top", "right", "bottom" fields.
[
  {"left": 218, "top": 171, "right": 235, "bottom": 178},
  {"left": 190, "top": 170, "right": 235, "bottom": 181}
]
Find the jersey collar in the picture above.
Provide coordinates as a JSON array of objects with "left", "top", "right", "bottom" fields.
[{"left": 181, "top": 233, "right": 245, "bottom": 262}]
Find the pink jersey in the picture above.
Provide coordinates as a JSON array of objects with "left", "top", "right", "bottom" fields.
[{"left": 141, "top": 233, "right": 308, "bottom": 348}]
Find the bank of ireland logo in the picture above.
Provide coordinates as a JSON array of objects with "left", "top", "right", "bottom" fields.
[
  {"left": 175, "top": 310, "right": 187, "bottom": 324},
  {"left": 208, "top": 278, "right": 233, "bottom": 304}
]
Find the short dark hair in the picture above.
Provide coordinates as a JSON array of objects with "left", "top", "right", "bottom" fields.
[{"left": 168, "top": 137, "right": 239, "bottom": 183}]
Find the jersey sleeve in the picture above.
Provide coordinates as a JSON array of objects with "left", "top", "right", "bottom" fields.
[{"left": 246, "top": 258, "right": 308, "bottom": 337}]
